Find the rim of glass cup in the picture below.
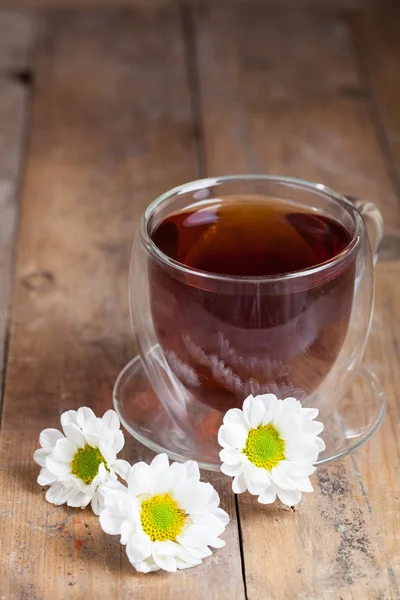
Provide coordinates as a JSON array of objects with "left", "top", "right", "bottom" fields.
[{"left": 139, "top": 174, "right": 365, "bottom": 283}]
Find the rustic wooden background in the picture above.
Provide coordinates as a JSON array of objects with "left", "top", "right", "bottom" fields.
[{"left": 0, "top": 2, "right": 399, "bottom": 599}]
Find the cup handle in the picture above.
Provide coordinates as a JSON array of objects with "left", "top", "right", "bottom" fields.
[{"left": 345, "top": 196, "right": 383, "bottom": 264}]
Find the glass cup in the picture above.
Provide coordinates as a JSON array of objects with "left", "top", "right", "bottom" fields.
[{"left": 115, "top": 176, "right": 386, "bottom": 470}]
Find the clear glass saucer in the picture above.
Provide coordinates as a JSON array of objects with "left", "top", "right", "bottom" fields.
[{"left": 113, "top": 355, "right": 387, "bottom": 471}]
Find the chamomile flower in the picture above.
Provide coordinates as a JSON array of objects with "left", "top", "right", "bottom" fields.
[
  {"left": 98, "top": 453, "right": 229, "bottom": 573},
  {"left": 33, "top": 407, "right": 130, "bottom": 514},
  {"left": 218, "top": 394, "right": 325, "bottom": 506}
]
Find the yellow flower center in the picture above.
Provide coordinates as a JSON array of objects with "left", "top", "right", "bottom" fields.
[
  {"left": 140, "top": 493, "right": 186, "bottom": 542},
  {"left": 243, "top": 424, "right": 285, "bottom": 470},
  {"left": 71, "top": 444, "right": 106, "bottom": 485}
]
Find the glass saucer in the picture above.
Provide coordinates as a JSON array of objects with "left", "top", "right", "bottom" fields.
[{"left": 113, "top": 354, "right": 386, "bottom": 471}]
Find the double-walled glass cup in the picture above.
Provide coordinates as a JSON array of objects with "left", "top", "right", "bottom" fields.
[{"left": 114, "top": 176, "right": 386, "bottom": 470}]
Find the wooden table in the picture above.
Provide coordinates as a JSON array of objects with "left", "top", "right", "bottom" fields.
[{"left": 0, "top": 3, "right": 399, "bottom": 598}]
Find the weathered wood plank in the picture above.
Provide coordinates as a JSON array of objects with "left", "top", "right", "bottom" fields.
[
  {"left": 0, "top": 11, "right": 245, "bottom": 599},
  {"left": 195, "top": 5, "right": 400, "bottom": 598},
  {"left": 0, "top": 11, "right": 35, "bottom": 410},
  {"left": 0, "top": 10, "right": 36, "bottom": 72},
  {"left": 0, "top": 0, "right": 395, "bottom": 10},
  {"left": 350, "top": 10, "right": 400, "bottom": 193},
  {"left": 195, "top": 5, "right": 400, "bottom": 236}
]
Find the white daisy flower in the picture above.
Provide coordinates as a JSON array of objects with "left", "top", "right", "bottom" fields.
[
  {"left": 98, "top": 453, "right": 229, "bottom": 573},
  {"left": 218, "top": 394, "right": 325, "bottom": 506},
  {"left": 33, "top": 407, "right": 130, "bottom": 514}
]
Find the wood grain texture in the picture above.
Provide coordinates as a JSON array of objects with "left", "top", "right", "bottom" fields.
[
  {"left": 194, "top": 5, "right": 400, "bottom": 598},
  {"left": 0, "top": 10, "right": 36, "bottom": 72},
  {"left": 0, "top": 11, "right": 244, "bottom": 599},
  {"left": 0, "top": 0, "right": 395, "bottom": 11},
  {"left": 194, "top": 5, "right": 400, "bottom": 236},
  {"left": 349, "top": 10, "right": 400, "bottom": 192},
  {"left": 0, "top": 11, "right": 35, "bottom": 409}
]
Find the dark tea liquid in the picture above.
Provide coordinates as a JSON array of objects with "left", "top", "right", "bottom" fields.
[
  {"left": 149, "top": 197, "right": 355, "bottom": 411},
  {"left": 152, "top": 199, "right": 350, "bottom": 277}
]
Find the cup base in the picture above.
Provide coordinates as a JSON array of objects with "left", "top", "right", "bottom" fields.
[{"left": 113, "top": 355, "right": 386, "bottom": 471}]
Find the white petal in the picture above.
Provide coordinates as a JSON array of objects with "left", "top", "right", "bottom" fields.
[
  {"left": 37, "top": 467, "right": 57, "bottom": 486},
  {"left": 180, "top": 522, "right": 215, "bottom": 548},
  {"left": 62, "top": 423, "right": 85, "bottom": 449},
  {"left": 51, "top": 438, "right": 77, "bottom": 463},
  {"left": 168, "top": 462, "right": 188, "bottom": 487},
  {"left": 99, "top": 442, "right": 116, "bottom": 466},
  {"left": 190, "top": 513, "right": 226, "bottom": 539},
  {"left": 102, "top": 409, "right": 120, "bottom": 431},
  {"left": 39, "top": 428, "right": 64, "bottom": 449},
  {"left": 183, "top": 460, "right": 200, "bottom": 481},
  {"left": 289, "top": 476, "right": 313, "bottom": 493},
  {"left": 45, "top": 482, "right": 72, "bottom": 505},
  {"left": 247, "top": 463, "right": 271, "bottom": 486},
  {"left": 174, "top": 481, "right": 214, "bottom": 515},
  {"left": 112, "top": 459, "right": 130, "bottom": 480},
  {"left": 154, "top": 469, "right": 175, "bottom": 495},
  {"left": 178, "top": 544, "right": 206, "bottom": 564},
  {"left": 273, "top": 411, "right": 301, "bottom": 441},
  {"left": 153, "top": 539, "right": 181, "bottom": 557},
  {"left": 152, "top": 541, "right": 180, "bottom": 572},
  {"left": 175, "top": 555, "right": 202, "bottom": 569},
  {"left": 112, "top": 430, "right": 125, "bottom": 454},
  {"left": 99, "top": 508, "right": 126, "bottom": 535},
  {"left": 223, "top": 407, "right": 250, "bottom": 428},
  {"left": 98, "top": 480, "right": 128, "bottom": 511},
  {"left": 76, "top": 407, "right": 96, "bottom": 428},
  {"left": 67, "top": 489, "right": 87, "bottom": 508},
  {"left": 232, "top": 472, "right": 247, "bottom": 494},
  {"left": 91, "top": 491, "right": 102, "bottom": 515},
  {"left": 46, "top": 457, "right": 72, "bottom": 477},
  {"left": 82, "top": 418, "right": 113, "bottom": 447},
  {"left": 276, "top": 488, "right": 302, "bottom": 506},
  {"left": 127, "top": 463, "right": 155, "bottom": 497},
  {"left": 60, "top": 410, "right": 79, "bottom": 433},
  {"left": 258, "top": 485, "right": 277, "bottom": 504},
  {"left": 120, "top": 520, "right": 136, "bottom": 545},
  {"left": 259, "top": 394, "right": 280, "bottom": 424},
  {"left": 103, "top": 489, "right": 137, "bottom": 523},
  {"left": 243, "top": 395, "right": 266, "bottom": 428},
  {"left": 209, "top": 537, "right": 226, "bottom": 549},
  {"left": 126, "top": 531, "right": 152, "bottom": 563},
  {"left": 100, "top": 480, "right": 127, "bottom": 496},
  {"left": 285, "top": 439, "right": 312, "bottom": 461},
  {"left": 70, "top": 474, "right": 90, "bottom": 493},
  {"left": 258, "top": 393, "right": 279, "bottom": 409},
  {"left": 150, "top": 453, "right": 169, "bottom": 474},
  {"left": 220, "top": 462, "right": 243, "bottom": 477},
  {"left": 301, "top": 407, "right": 319, "bottom": 420},
  {"left": 218, "top": 423, "right": 248, "bottom": 450},
  {"left": 219, "top": 448, "right": 243, "bottom": 465},
  {"left": 94, "top": 462, "right": 109, "bottom": 485},
  {"left": 212, "top": 507, "right": 230, "bottom": 526},
  {"left": 33, "top": 448, "right": 51, "bottom": 467},
  {"left": 281, "top": 397, "right": 302, "bottom": 412},
  {"left": 244, "top": 469, "right": 266, "bottom": 496},
  {"left": 270, "top": 460, "right": 296, "bottom": 490},
  {"left": 302, "top": 419, "right": 324, "bottom": 435},
  {"left": 206, "top": 488, "right": 221, "bottom": 511},
  {"left": 133, "top": 558, "right": 160, "bottom": 573},
  {"left": 289, "top": 465, "right": 316, "bottom": 478},
  {"left": 290, "top": 445, "right": 319, "bottom": 467},
  {"left": 242, "top": 396, "right": 254, "bottom": 423},
  {"left": 315, "top": 436, "right": 326, "bottom": 453},
  {"left": 175, "top": 546, "right": 205, "bottom": 568},
  {"left": 178, "top": 544, "right": 211, "bottom": 560},
  {"left": 152, "top": 552, "right": 177, "bottom": 573}
]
